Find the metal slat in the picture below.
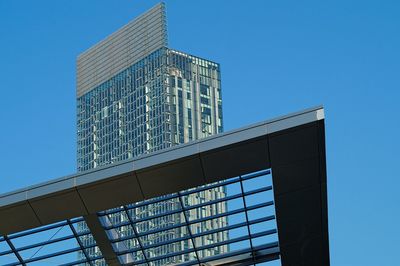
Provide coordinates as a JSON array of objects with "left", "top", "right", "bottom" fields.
[
  {"left": 106, "top": 201, "right": 274, "bottom": 244},
  {"left": 177, "top": 192, "right": 201, "bottom": 265},
  {"left": 4, "top": 236, "right": 25, "bottom": 266},
  {"left": 128, "top": 230, "right": 278, "bottom": 265},
  {"left": 101, "top": 185, "right": 273, "bottom": 230},
  {"left": 239, "top": 175, "right": 256, "bottom": 264},
  {"left": 112, "top": 214, "right": 276, "bottom": 254},
  {"left": 67, "top": 219, "right": 94, "bottom": 266},
  {"left": 122, "top": 206, "right": 150, "bottom": 265}
]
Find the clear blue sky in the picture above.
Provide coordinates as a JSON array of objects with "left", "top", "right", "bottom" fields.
[{"left": 0, "top": 0, "right": 399, "bottom": 265}]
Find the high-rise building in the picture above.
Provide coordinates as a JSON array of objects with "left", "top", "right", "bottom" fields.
[{"left": 76, "top": 3, "right": 227, "bottom": 265}]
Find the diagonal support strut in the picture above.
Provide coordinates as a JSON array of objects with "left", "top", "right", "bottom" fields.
[{"left": 84, "top": 214, "right": 121, "bottom": 266}]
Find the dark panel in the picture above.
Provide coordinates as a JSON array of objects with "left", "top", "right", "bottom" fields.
[
  {"left": 78, "top": 173, "right": 144, "bottom": 213},
  {"left": 269, "top": 123, "right": 319, "bottom": 167},
  {"left": 0, "top": 202, "right": 41, "bottom": 235},
  {"left": 269, "top": 121, "right": 330, "bottom": 265},
  {"left": 272, "top": 158, "right": 320, "bottom": 196},
  {"left": 201, "top": 137, "right": 270, "bottom": 183},
  {"left": 136, "top": 156, "right": 205, "bottom": 199},
  {"left": 274, "top": 186, "right": 322, "bottom": 246},
  {"left": 280, "top": 235, "right": 329, "bottom": 266},
  {"left": 29, "top": 189, "right": 88, "bottom": 224}
]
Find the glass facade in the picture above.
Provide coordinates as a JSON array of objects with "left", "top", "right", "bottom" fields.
[
  {"left": 77, "top": 48, "right": 222, "bottom": 171},
  {"left": 77, "top": 47, "right": 226, "bottom": 265}
]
